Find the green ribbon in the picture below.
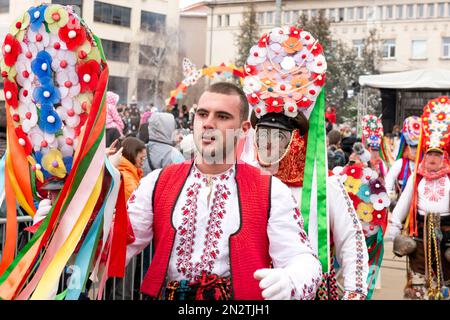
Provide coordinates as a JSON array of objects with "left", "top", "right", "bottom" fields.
[
  {"left": 55, "top": 288, "right": 68, "bottom": 300},
  {"left": 365, "top": 228, "right": 384, "bottom": 300},
  {"left": 300, "top": 88, "right": 329, "bottom": 272}
]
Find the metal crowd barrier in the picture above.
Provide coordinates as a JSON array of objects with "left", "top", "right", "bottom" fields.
[{"left": 0, "top": 217, "right": 151, "bottom": 300}]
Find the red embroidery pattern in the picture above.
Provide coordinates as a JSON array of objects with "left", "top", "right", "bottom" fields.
[
  {"left": 176, "top": 166, "right": 234, "bottom": 280},
  {"left": 423, "top": 177, "right": 446, "bottom": 202},
  {"left": 194, "top": 184, "right": 231, "bottom": 276},
  {"left": 176, "top": 182, "right": 201, "bottom": 279}
]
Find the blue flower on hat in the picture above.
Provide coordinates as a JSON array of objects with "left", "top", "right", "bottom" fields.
[
  {"left": 357, "top": 184, "right": 371, "bottom": 202},
  {"left": 28, "top": 5, "right": 47, "bottom": 32},
  {"left": 31, "top": 51, "right": 53, "bottom": 81},
  {"left": 33, "top": 80, "right": 61, "bottom": 106},
  {"left": 39, "top": 103, "right": 62, "bottom": 134},
  {"left": 34, "top": 151, "right": 52, "bottom": 180},
  {"left": 63, "top": 156, "right": 73, "bottom": 174}
]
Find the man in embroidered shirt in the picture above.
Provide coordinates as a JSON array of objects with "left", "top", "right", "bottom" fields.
[{"left": 125, "top": 82, "right": 322, "bottom": 300}]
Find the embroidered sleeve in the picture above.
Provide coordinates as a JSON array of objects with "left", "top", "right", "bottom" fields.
[
  {"left": 268, "top": 177, "right": 323, "bottom": 300},
  {"left": 330, "top": 176, "right": 369, "bottom": 296},
  {"left": 384, "top": 159, "right": 402, "bottom": 195},
  {"left": 390, "top": 175, "right": 414, "bottom": 227},
  {"left": 342, "top": 291, "right": 366, "bottom": 300},
  {"left": 125, "top": 169, "right": 162, "bottom": 266}
]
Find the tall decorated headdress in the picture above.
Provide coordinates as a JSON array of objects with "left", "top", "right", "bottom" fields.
[
  {"left": 243, "top": 25, "right": 330, "bottom": 272},
  {"left": 0, "top": 4, "right": 125, "bottom": 300},
  {"left": 406, "top": 96, "right": 450, "bottom": 238},
  {"left": 362, "top": 114, "right": 383, "bottom": 150},
  {"left": 396, "top": 116, "right": 421, "bottom": 160}
]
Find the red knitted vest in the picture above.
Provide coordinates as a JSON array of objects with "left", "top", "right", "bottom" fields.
[{"left": 140, "top": 161, "right": 272, "bottom": 299}]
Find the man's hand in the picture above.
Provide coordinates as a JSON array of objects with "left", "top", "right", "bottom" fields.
[
  {"left": 254, "top": 268, "right": 292, "bottom": 300},
  {"left": 33, "top": 199, "right": 53, "bottom": 225},
  {"left": 386, "top": 224, "right": 401, "bottom": 242}
]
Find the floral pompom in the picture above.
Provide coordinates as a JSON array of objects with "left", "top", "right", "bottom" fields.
[
  {"left": 4, "top": 79, "right": 19, "bottom": 108},
  {"left": 9, "top": 12, "right": 30, "bottom": 41},
  {"left": 41, "top": 149, "right": 66, "bottom": 179},
  {"left": 28, "top": 5, "right": 47, "bottom": 32},
  {"left": 33, "top": 79, "right": 61, "bottom": 106},
  {"left": 2, "top": 34, "right": 22, "bottom": 67},
  {"left": 76, "top": 60, "right": 101, "bottom": 93},
  {"left": 15, "top": 125, "right": 33, "bottom": 155},
  {"left": 44, "top": 5, "right": 69, "bottom": 34},
  {"left": 59, "top": 16, "right": 87, "bottom": 51},
  {"left": 39, "top": 103, "right": 62, "bottom": 134},
  {"left": 31, "top": 50, "right": 52, "bottom": 81}
]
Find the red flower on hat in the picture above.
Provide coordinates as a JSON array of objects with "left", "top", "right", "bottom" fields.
[
  {"left": 312, "top": 72, "right": 326, "bottom": 86},
  {"left": 308, "top": 43, "right": 323, "bottom": 56},
  {"left": 76, "top": 60, "right": 101, "bottom": 93},
  {"left": 2, "top": 34, "right": 22, "bottom": 66},
  {"left": 343, "top": 165, "right": 363, "bottom": 179},
  {"left": 15, "top": 125, "right": 32, "bottom": 155},
  {"left": 4, "top": 79, "right": 19, "bottom": 108},
  {"left": 59, "top": 17, "right": 87, "bottom": 51},
  {"left": 266, "top": 97, "right": 284, "bottom": 113},
  {"left": 258, "top": 33, "right": 269, "bottom": 47},
  {"left": 247, "top": 92, "right": 260, "bottom": 105},
  {"left": 289, "top": 26, "right": 302, "bottom": 38},
  {"left": 348, "top": 192, "right": 362, "bottom": 208},
  {"left": 371, "top": 209, "right": 386, "bottom": 226},
  {"left": 296, "top": 97, "right": 312, "bottom": 108},
  {"left": 74, "top": 112, "right": 88, "bottom": 136},
  {"left": 243, "top": 64, "right": 257, "bottom": 76}
]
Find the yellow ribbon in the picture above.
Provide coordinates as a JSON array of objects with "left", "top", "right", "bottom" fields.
[{"left": 30, "top": 168, "right": 104, "bottom": 299}]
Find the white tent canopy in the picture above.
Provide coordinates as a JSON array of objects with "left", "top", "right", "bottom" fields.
[{"left": 359, "top": 68, "right": 450, "bottom": 89}]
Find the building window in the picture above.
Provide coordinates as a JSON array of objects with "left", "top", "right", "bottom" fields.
[
  {"left": 367, "top": 6, "right": 375, "bottom": 20},
  {"left": 353, "top": 40, "right": 364, "bottom": 59},
  {"left": 225, "top": 14, "right": 230, "bottom": 26},
  {"left": 438, "top": 3, "right": 445, "bottom": 17},
  {"left": 357, "top": 7, "right": 364, "bottom": 20},
  {"left": 386, "top": 5, "right": 393, "bottom": 19},
  {"left": 108, "top": 76, "right": 128, "bottom": 104},
  {"left": 417, "top": 4, "right": 424, "bottom": 18},
  {"left": 217, "top": 15, "right": 222, "bottom": 27},
  {"left": 347, "top": 7, "right": 354, "bottom": 20},
  {"left": 101, "top": 39, "right": 129, "bottom": 62},
  {"left": 139, "top": 44, "right": 165, "bottom": 65},
  {"left": 376, "top": 6, "right": 383, "bottom": 20},
  {"left": 407, "top": 4, "right": 414, "bottom": 18},
  {"left": 396, "top": 5, "right": 403, "bottom": 19},
  {"left": 141, "top": 11, "right": 166, "bottom": 32},
  {"left": 383, "top": 39, "right": 396, "bottom": 58},
  {"left": 411, "top": 40, "right": 427, "bottom": 59},
  {"left": 428, "top": 3, "right": 435, "bottom": 17},
  {"left": 267, "top": 11, "right": 274, "bottom": 25},
  {"left": 0, "top": 0, "right": 8, "bottom": 13},
  {"left": 137, "top": 79, "right": 164, "bottom": 103},
  {"left": 52, "top": 0, "right": 82, "bottom": 16},
  {"left": 284, "top": 11, "right": 291, "bottom": 24},
  {"left": 329, "top": 8, "right": 336, "bottom": 22},
  {"left": 311, "top": 9, "right": 317, "bottom": 18},
  {"left": 442, "top": 37, "right": 450, "bottom": 57},
  {"left": 94, "top": 1, "right": 131, "bottom": 27},
  {"left": 257, "top": 12, "right": 264, "bottom": 25},
  {"left": 338, "top": 8, "right": 345, "bottom": 21},
  {"left": 292, "top": 10, "right": 299, "bottom": 22}
]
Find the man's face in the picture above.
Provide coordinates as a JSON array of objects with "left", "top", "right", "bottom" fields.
[
  {"left": 255, "top": 126, "right": 292, "bottom": 165},
  {"left": 193, "top": 91, "right": 249, "bottom": 164},
  {"left": 425, "top": 151, "right": 444, "bottom": 172},
  {"left": 407, "top": 145, "right": 417, "bottom": 161}
]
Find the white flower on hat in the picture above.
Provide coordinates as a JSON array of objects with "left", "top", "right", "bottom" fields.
[
  {"left": 61, "top": 96, "right": 83, "bottom": 113},
  {"left": 46, "top": 33, "right": 68, "bottom": 58},
  {"left": 269, "top": 27, "right": 289, "bottom": 43},
  {"left": 300, "top": 31, "right": 315, "bottom": 46},
  {"left": 247, "top": 45, "right": 267, "bottom": 65},
  {"left": 294, "top": 48, "right": 314, "bottom": 64},
  {"left": 304, "top": 85, "right": 321, "bottom": 100},
  {"left": 20, "top": 41, "right": 38, "bottom": 61},
  {"left": 56, "top": 68, "right": 81, "bottom": 99},
  {"left": 27, "top": 25, "right": 50, "bottom": 51},
  {"left": 17, "top": 102, "right": 38, "bottom": 133},
  {"left": 243, "top": 76, "right": 262, "bottom": 94},
  {"left": 309, "top": 55, "right": 327, "bottom": 74},
  {"left": 57, "top": 127, "right": 78, "bottom": 158},
  {"left": 284, "top": 99, "right": 298, "bottom": 117},
  {"left": 56, "top": 104, "right": 80, "bottom": 128},
  {"left": 253, "top": 100, "right": 267, "bottom": 118},
  {"left": 433, "top": 102, "right": 447, "bottom": 113},
  {"left": 361, "top": 167, "right": 377, "bottom": 184},
  {"left": 370, "top": 192, "right": 390, "bottom": 211},
  {"left": 29, "top": 126, "right": 57, "bottom": 154},
  {"left": 267, "top": 42, "right": 287, "bottom": 63},
  {"left": 16, "top": 55, "right": 35, "bottom": 88},
  {"left": 52, "top": 50, "right": 77, "bottom": 73},
  {"left": 429, "top": 120, "right": 448, "bottom": 133}
]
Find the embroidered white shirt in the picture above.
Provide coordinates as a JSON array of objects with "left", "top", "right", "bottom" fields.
[
  {"left": 126, "top": 164, "right": 322, "bottom": 299},
  {"left": 385, "top": 158, "right": 415, "bottom": 195},
  {"left": 391, "top": 175, "right": 450, "bottom": 227}
]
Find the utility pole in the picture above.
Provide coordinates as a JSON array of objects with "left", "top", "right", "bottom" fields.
[{"left": 275, "top": 0, "right": 282, "bottom": 27}]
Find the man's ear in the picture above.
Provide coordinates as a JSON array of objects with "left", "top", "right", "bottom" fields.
[{"left": 241, "top": 120, "right": 251, "bottom": 135}]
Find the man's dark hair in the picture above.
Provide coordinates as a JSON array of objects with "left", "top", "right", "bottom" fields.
[
  {"left": 121, "top": 137, "right": 146, "bottom": 166},
  {"left": 327, "top": 130, "right": 341, "bottom": 146},
  {"left": 206, "top": 82, "right": 249, "bottom": 121},
  {"left": 106, "top": 127, "right": 121, "bottom": 147}
]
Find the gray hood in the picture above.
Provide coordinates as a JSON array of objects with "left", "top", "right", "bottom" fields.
[{"left": 148, "top": 112, "right": 176, "bottom": 145}]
